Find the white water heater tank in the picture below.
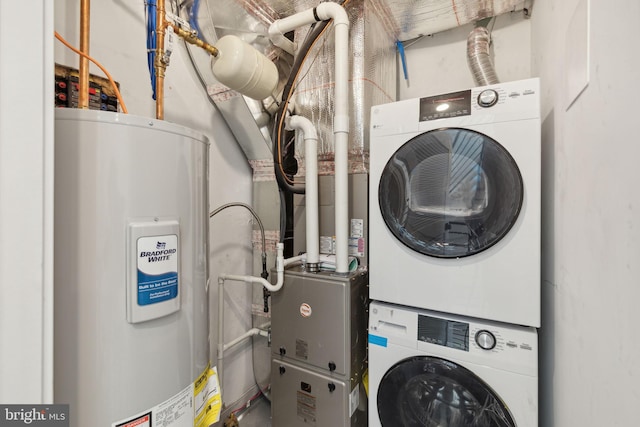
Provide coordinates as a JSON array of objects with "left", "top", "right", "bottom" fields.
[{"left": 54, "top": 109, "right": 213, "bottom": 426}]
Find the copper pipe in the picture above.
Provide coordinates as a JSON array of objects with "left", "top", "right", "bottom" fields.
[
  {"left": 167, "top": 23, "right": 219, "bottom": 57},
  {"left": 79, "top": 0, "right": 90, "bottom": 109},
  {"left": 155, "top": 0, "right": 167, "bottom": 120}
]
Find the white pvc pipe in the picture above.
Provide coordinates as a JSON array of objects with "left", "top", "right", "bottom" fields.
[
  {"left": 269, "top": 3, "right": 350, "bottom": 273},
  {"left": 217, "top": 243, "right": 284, "bottom": 392},
  {"left": 287, "top": 115, "right": 319, "bottom": 266},
  {"left": 316, "top": 2, "right": 350, "bottom": 274},
  {"left": 268, "top": 9, "right": 316, "bottom": 54},
  {"left": 217, "top": 277, "right": 226, "bottom": 391},
  {"left": 219, "top": 243, "right": 285, "bottom": 292},
  {"left": 223, "top": 327, "right": 269, "bottom": 352}
]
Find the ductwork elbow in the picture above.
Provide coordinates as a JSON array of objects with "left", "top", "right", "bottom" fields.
[{"left": 467, "top": 26, "right": 499, "bottom": 86}]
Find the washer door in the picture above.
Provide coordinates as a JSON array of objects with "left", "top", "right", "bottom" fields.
[
  {"left": 378, "top": 128, "right": 523, "bottom": 258},
  {"left": 377, "top": 356, "right": 516, "bottom": 426}
]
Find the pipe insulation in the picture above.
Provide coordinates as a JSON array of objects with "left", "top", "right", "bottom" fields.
[{"left": 467, "top": 26, "right": 500, "bottom": 86}]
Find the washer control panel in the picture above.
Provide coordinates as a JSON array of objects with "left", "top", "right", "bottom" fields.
[{"left": 370, "top": 301, "right": 538, "bottom": 376}]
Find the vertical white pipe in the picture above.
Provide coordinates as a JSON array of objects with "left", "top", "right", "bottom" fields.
[
  {"left": 269, "top": 3, "right": 350, "bottom": 273},
  {"left": 287, "top": 116, "right": 319, "bottom": 266},
  {"left": 316, "top": 3, "right": 350, "bottom": 273},
  {"left": 217, "top": 278, "right": 225, "bottom": 392}
]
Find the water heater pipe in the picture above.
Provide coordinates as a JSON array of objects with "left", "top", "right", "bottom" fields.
[
  {"left": 269, "top": 2, "right": 350, "bottom": 273},
  {"left": 79, "top": 0, "right": 90, "bottom": 109},
  {"left": 155, "top": 0, "right": 167, "bottom": 119},
  {"left": 223, "top": 327, "right": 269, "bottom": 353},
  {"left": 467, "top": 25, "right": 499, "bottom": 86},
  {"left": 219, "top": 243, "right": 285, "bottom": 292},
  {"left": 217, "top": 243, "right": 285, "bottom": 391},
  {"left": 286, "top": 115, "right": 319, "bottom": 271},
  {"left": 155, "top": 8, "right": 275, "bottom": 118},
  {"left": 168, "top": 22, "right": 218, "bottom": 56}
]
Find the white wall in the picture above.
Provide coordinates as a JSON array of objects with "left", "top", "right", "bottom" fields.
[
  {"left": 532, "top": 0, "right": 640, "bottom": 425},
  {"left": 399, "top": 11, "right": 531, "bottom": 98},
  {"left": 0, "top": 1, "right": 54, "bottom": 403},
  {"left": 53, "top": 0, "right": 256, "bottom": 413}
]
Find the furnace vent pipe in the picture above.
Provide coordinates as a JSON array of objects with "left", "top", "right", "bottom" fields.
[
  {"left": 269, "top": 2, "right": 350, "bottom": 273},
  {"left": 467, "top": 26, "right": 499, "bottom": 86},
  {"left": 286, "top": 115, "right": 320, "bottom": 271}
]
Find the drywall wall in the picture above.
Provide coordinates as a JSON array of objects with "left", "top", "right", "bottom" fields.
[
  {"left": 53, "top": 0, "right": 256, "bottom": 412},
  {"left": 399, "top": 11, "right": 532, "bottom": 98},
  {"left": 0, "top": 0, "right": 54, "bottom": 404},
  {"left": 532, "top": 0, "right": 640, "bottom": 425}
]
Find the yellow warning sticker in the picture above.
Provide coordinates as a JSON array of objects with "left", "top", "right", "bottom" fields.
[
  {"left": 194, "top": 363, "right": 222, "bottom": 427},
  {"left": 363, "top": 368, "right": 369, "bottom": 397}
]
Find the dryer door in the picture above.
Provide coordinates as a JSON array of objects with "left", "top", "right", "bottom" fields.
[
  {"left": 377, "top": 356, "right": 515, "bottom": 426},
  {"left": 378, "top": 127, "right": 523, "bottom": 258}
]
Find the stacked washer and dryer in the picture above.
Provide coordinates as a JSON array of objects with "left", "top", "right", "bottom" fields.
[{"left": 367, "top": 78, "right": 541, "bottom": 426}]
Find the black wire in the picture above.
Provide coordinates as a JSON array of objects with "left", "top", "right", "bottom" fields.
[{"left": 272, "top": 20, "right": 332, "bottom": 195}]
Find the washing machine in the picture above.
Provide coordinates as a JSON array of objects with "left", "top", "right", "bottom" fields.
[
  {"left": 369, "top": 78, "right": 541, "bottom": 327},
  {"left": 368, "top": 301, "right": 537, "bottom": 427}
]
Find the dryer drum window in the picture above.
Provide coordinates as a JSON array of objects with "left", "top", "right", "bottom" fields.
[
  {"left": 377, "top": 356, "right": 516, "bottom": 426},
  {"left": 378, "top": 127, "right": 523, "bottom": 258}
]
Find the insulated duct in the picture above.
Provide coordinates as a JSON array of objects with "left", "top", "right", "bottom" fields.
[
  {"left": 467, "top": 25, "right": 499, "bottom": 86},
  {"left": 379, "top": 0, "right": 530, "bottom": 41}
]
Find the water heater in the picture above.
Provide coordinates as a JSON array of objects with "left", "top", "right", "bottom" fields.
[{"left": 54, "top": 109, "right": 217, "bottom": 426}]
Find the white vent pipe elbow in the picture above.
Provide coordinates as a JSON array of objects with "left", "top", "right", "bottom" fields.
[
  {"left": 286, "top": 115, "right": 319, "bottom": 269},
  {"left": 467, "top": 26, "right": 499, "bottom": 86},
  {"left": 219, "top": 243, "right": 284, "bottom": 292},
  {"left": 268, "top": 3, "right": 350, "bottom": 273}
]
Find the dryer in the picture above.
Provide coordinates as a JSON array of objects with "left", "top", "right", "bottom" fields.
[
  {"left": 368, "top": 301, "right": 538, "bottom": 427},
  {"left": 369, "top": 78, "right": 540, "bottom": 327}
]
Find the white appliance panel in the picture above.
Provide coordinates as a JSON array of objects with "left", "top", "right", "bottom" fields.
[
  {"left": 368, "top": 301, "right": 538, "bottom": 427},
  {"left": 369, "top": 78, "right": 541, "bottom": 327}
]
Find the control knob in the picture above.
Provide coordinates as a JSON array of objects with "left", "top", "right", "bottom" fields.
[
  {"left": 475, "top": 330, "right": 496, "bottom": 350},
  {"left": 477, "top": 89, "right": 499, "bottom": 107}
]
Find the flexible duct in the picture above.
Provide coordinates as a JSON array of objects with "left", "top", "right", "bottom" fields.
[{"left": 467, "top": 26, "right": 499, "bottom": 86}]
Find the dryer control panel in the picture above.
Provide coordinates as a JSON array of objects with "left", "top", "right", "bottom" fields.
[{"left": 419, "top": 89, "right": 471, "bottom": 121}]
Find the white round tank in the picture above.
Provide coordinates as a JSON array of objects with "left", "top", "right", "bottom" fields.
[
  {"left": 211, "top": 35, "right": 279, "bottom": 100},
  {"left": 54, "top": 109, "right": 210, "bottom": 426}
]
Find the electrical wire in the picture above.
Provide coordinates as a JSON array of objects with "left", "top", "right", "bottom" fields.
[
  {"left": 230, "top": 389, "right": 264, "bottom": 417},
  {"left": 54, "top": 31, "right": 129, "bottom": 114},
  {"left": 209, "top": 202, "right": 268, "bottom": 278}
]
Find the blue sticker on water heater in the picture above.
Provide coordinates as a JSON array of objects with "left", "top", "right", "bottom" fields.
[{"left": 137, "top": 235, "right": 179, "bottom": 305}]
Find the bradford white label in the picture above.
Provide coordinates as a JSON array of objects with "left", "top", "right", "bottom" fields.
[{"left": 137, "top": 235, "right": 179, "bottom": 306}]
